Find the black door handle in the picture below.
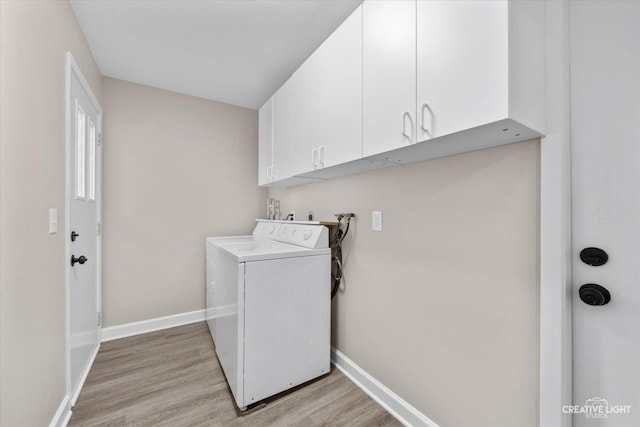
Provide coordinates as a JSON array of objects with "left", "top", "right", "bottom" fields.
[
  {"left": 71, "top": 231, "right": 80, "bottom": 242},
  {"left": 579, "top": 283, "right": 611, "bottom": 306},
  {"left": 71, "top": 255, "right": 88, "bottom": 267}
]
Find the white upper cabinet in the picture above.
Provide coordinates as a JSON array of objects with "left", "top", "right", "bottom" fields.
[
  {"left": 313, "top": 6, "right": 362, "bottom": 170},
  {"left": 258, "top": 97, "right": 273, "bottom": 186},
  {"left": 261, "top": 0, "right": 545, "bottom": 186},
  {"left": 273, "top": 5, "right": 363, "bottom": 180},
  {"left": 416, "top": 1, "right": 509, "bottom": 141},
  {"left": 415, "top": 0, "right": 544, "bottom": 142},
  {"left": 363, "top": 0, "right": 545, "bottom": 161},
  {"left": 362, "top": 0, "right": 416, "bottom": 158}
]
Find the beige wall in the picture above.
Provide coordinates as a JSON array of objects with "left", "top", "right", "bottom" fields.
[
  {"left": 102, "top": 77, "right": 267, "bottom": 326},
  {"left": 270, "top": 140, "right": 540, "bottom": 427},
  {"left": 0, "top": 1, "right": 102, "bottom": 425},
  {"left": 0, "top": 3, "right": 538, "bottom": 426}
]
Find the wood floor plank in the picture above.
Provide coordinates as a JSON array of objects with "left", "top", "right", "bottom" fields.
[{"left": 69, "top": 322, "right": 402, "bottom": 427}]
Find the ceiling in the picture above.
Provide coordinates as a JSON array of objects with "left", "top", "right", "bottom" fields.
[{"left": 70, "top": 0, "right": 362, "bottom": 110}]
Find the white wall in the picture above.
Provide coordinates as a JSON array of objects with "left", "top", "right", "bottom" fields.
[
  {"left": 0, "top": 1, "right": 102, "bottom": 425},
  {"left": 270, "top": 140, "right": 540, "bottom": 427},
  {"left": 101, "top": 77, "right": 267, "bottom": 326}
]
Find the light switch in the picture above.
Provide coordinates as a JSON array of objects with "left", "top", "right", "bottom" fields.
[
  {"left": 372, "top": 211, "right": 383, "bottom": 232},
  {"left": 49, "top": 208, "right": 58, "bottom": 234}
]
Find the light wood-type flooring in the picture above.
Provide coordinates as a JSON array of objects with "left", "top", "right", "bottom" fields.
[{"left": 69, "top": 322, "right": 402, "bottom": 426}]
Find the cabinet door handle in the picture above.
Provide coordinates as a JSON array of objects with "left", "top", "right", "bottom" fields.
[
  {"left": 318, "top": 146, "right": 325, "bottom": 167},
  {"left": 266, "top": 166, "right": 272, "bottom": 179},
  {"left": 402, "top": 111, "right": 413, "bottom": 144},
  {"left": 420, "top": 103, "right": 433, "bottom": 138},
  {"left": 312, "top": 148, "right": 318, "bottom": 169}
]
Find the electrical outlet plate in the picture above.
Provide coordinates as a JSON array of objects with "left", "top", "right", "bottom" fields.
[{"left": 372, "top": 211, "right": 383, "bottom": 232}]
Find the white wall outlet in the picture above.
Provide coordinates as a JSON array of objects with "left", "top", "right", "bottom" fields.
[
  {"left": 371, "top": 211, "right": 383, "bottom": 232},
  {"left": 49, "top": 208, "right": 58, "bottom": 234},
  {"left": 289, "top": 210, "right": 296, "bottom": 221}
]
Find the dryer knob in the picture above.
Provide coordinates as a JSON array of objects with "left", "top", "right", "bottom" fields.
[{"left": 303, "top": 230, "right": 313, "bottom": 240}]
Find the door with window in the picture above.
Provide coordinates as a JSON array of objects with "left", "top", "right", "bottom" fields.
[
  {"left": 570, "top": 2, "right": 639, "bottom": 426},
  {"left": 68, "top": 55, "right": 102, "bottom": 402}
]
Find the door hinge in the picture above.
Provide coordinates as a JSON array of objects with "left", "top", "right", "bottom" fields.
[
  {"left": 97, "top": 222, "right": 102, "bottom": 236},
  {"left": 97, "top": 132, "right": 102, "bottom": 146},
  {"left": 97, "top": 311, "right": 102, "bottom": 327}
]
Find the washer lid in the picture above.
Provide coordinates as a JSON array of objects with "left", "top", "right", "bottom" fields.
[{"left": 216, "top": 239, "right": 329, "bottom": 262}]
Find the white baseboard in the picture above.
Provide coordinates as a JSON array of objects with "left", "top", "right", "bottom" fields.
[
  {"left": 101, "top": 309, "right": 206, "bottom": 342},
  {"left": 49, "top": 394, "right": 72, "bottom": 427},
  {"left": 71, "top": 344, "right": 100, "bottom": 406},
  {"left": 331, "top": 347, "right": 439, "bottom": 427}
]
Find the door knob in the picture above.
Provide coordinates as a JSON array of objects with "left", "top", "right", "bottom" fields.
[
  {"left": 580, "top": 247, "right": 608, "bottom": 266},
  {"left": 71, "top": 255, "right": 87, "bottom": 267},
  {"left": 71, "top": 231, "right": 80, "bottom": 242},
  {"left": 579, "top": 283, "right": 611, "bottom": 306}
]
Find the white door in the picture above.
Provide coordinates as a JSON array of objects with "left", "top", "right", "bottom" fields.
[
  {"left": 570, "top": 2, "right": 639, "bottom": 426},
  {"left": 362, "top": 0, "right": 416, "bottom": 157},
  {"left": 416, "top": 0, "right": 508, "bottom": 141},
  {"left": 67, "top": 55, "right": 102, "bottom": 402}
]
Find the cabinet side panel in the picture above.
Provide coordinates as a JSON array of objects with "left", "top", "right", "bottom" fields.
[{"left": 509, "top": 0, "right": 546, "bottom": 133}]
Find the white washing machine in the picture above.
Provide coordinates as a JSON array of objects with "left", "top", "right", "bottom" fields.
[{"left": 205, "top": 220, "right": 331, "bottom": 409}]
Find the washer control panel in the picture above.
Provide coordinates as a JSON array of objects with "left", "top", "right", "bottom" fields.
[
  {"left": 253, "top": 221, "right": 282, "bottom": 238},
  {"left": 275, "top": 223, "right": 328, "bottom": 249}
]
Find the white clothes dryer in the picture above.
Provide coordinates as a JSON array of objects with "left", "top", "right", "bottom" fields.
[{"left": 205, "top": 220, "right": 331, "bottom": 409}]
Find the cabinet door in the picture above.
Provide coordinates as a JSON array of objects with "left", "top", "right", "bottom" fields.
[
  {"left": 416, "top": 1, "right": 508, "bottom": 141},
  {"left": 311, "top": 5, "right": 362, "bottom": 169},
  {"left": 273, "top": 69, "right": 312, "bottom": 179},
  {"left": 273, "top": 6, "right": 362, "bottom": 179},
  {"left": 363, "top": 0, "right": 416, "bottom": 157},
  {"left": 258, "top": 98, "right": 273, "bottom": 186}
]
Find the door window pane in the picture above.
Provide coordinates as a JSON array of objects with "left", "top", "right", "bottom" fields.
[
  {"left": 88, "top": 120, "right": 96, "bottom": 201},
  {"left": 76, "top": 102, "right": 86, "bottom": 199}
]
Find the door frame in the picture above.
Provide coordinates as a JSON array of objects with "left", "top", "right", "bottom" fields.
[
  {"left": 540, "top": 1, "right": 572, "bottom": 427},
  {"left": 65, "top": 51, "right": 103, "bottom": 405}
]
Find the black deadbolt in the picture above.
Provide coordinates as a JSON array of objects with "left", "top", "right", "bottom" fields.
[
  {"left": 580, "top": 247, "right": 608, "bottom": 266},
  {"left": 71, "top": 231, "right": 80, "bottom": 242},
  {"left": 579, "top": 284, "right": 611, "bottom": 306},
  {"left": 71, "top": 255, "right": 87, "bottom": 267}
]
